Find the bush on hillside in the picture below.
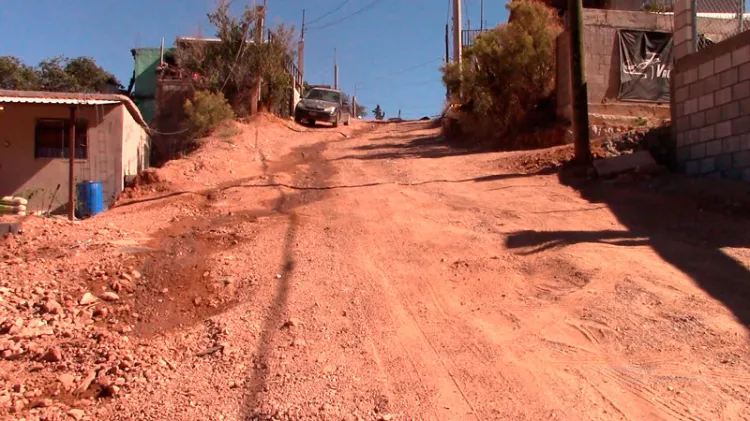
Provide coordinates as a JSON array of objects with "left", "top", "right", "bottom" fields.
[
  {"left": 184, "top": 90, "right": 235, "bottom": 138},
  {"left": 176, "top": 1, "right": 296, "bottom": 116},
  {"left": 442, "top": 0, "right": 563, "bottom": 147}
]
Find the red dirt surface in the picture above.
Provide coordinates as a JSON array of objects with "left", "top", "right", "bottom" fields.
[{"left": 2, "top": 117, "right": 749, "bottom": 421}]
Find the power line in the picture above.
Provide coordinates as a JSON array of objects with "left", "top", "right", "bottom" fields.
[
  {"left": 356, "top": 77, "right": 443, "bottom": 91},
  {"left": 358, "top": 57, "right": 443, "bottom": 85},
  {"left": 305, "top": 0, "right": 351, "bottom": 26},
  {"left": 306, "top": 0, "right": 387, "bottom": 31}
]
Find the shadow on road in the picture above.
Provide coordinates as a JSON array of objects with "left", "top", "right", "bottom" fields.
[
  {"left": 240, "top": 142, "right": 333, "bottom": 420},
  {"left": 505, "top": 168, "right": 750, "bottom": 329},
  {"left": 335, "top": 133, "right": 491, "bottom": 161}
]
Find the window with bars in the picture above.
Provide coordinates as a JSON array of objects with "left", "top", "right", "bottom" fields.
[{"left": 34, "top": 119, "right": 88, "bottom": 159}]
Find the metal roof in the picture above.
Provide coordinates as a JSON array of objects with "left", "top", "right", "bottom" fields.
[
  {"left": 0, "top": 90, "right": 148, "bottom": 128},
  {"left": 0, "top": 96, "right": 120, "bottom": 105}
]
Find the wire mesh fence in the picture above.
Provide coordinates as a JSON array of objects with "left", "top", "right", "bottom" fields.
[{"left": 693, "top": 0, "right": 749, "bottom": 50}]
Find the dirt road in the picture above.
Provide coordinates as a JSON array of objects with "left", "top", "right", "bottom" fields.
[{"left": 3, "top": 117, "right": 750, "bottom": 420}]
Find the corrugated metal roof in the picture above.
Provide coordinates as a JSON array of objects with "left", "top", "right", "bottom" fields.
[
  {"left": 0, "top": 90, "right": 149, "bottom": 128},
  {"left": 0, "top": 96, "right": 120, "bottom": 105}
]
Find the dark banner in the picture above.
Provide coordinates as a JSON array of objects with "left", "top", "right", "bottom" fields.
[{"left": 617, "top": 29, "right": 673, "bottom": 102}]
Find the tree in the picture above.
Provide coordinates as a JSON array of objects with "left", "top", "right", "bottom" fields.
[
  {"left": 0, "top": 55, "right": 120, "bottom": 93},
  {"left": 0, "top": 56, "right": 40, "bottom": 90},
  {"left": 442, "top": 0, "right": 562, "bottom": 143},
  {"left": 177, "top": 0, "right": 296, "bottom": 115},
  {"left": 373, "top": 104, "right": 385, "bottom": 120},
  {"left": 356, "top": 104, "right": 367, "bottom": 118},
  {"left": 64, "top": 57, "right": 122, "bottom": 92}
]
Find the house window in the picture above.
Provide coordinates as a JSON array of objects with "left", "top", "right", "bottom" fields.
[{"left": 34, "top": 119, "right": 88, "bottom": 159}]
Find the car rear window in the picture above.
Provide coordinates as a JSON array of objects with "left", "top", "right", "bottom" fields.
[{"left": 306, "top": 89, "right": 340, "bottom": 103}]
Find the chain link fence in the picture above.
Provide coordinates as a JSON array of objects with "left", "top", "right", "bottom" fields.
[{"left": 693, "top": 0, "right": 749, "bottom": 50}]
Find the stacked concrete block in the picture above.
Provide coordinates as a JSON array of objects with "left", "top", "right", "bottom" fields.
[{"left": 673, "top": 38, "right": 750, "bottom": 181}]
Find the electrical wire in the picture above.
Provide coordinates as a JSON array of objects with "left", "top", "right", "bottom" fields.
[
  {"left": 306, "top": 0, "right": 387, "bottom": 31},
  {"left": 305, "top": 0, "right": 352, "bottom": 26},
  {"left": 355, "top": 77, "right": 443, "bottom": 91},
  {"left": 358, "top": 57, "right": 443, "bottom": 85}
]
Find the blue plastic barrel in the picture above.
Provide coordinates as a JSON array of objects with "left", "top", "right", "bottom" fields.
[{"left": 76, "top": 181, "right": 104, "bottom": 218}]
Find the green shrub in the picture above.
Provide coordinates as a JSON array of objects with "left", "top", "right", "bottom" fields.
[
  {"left": 184, "top": 90, "right": 235, "bottom": 138},
  {"left": 442, "top": 0, "right": 562, "bottom": 146}
]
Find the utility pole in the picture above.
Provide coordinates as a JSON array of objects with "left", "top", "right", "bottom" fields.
[
  {"left": 251, "top": 0, "right": 268, "bottom": 114},
  {"left": 298, "top": 9, "right": 305, "bottom": 82},
  {"left": 569, "top": 0, "right": 591, "bottom": 164},
  {"left": 68, "top": 106, "right": 77, "bottom": 221},
  {"left": 334, "top": 48, "right": 339, "bottom": 89},
  {"left": 480, "top": 0, "right": 485, "bottom": 31},
  {"left": 445, "top": 23, "right": 450, "bottom": 99},
  {"left": 452, "top": 0, "right": 462, "bottom": 64}
]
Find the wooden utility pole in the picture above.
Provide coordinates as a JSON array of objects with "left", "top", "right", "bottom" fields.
[
  {"left": 568, "top": 0, "right": 591, "bottom": 164},
  {"left": 445, "top": 23, "right": 450, "bottom": 99},
  {"left": 452, "top": 0, "right": 462, "bottom": 64},
  {"left": 68, "top": 106, "right": 77, "bottom": 221},
  {"left": 251, "top": 0, "right": 267, "bottom": 114},
  {"left": 334, "top": 48, "right": 339, "bottom": 89},
  {"left": 480, "top": 0, "right": 485, "bottom": 31},
  {"left": 298, "top": 9, "right": 305, "bottom": 81}
]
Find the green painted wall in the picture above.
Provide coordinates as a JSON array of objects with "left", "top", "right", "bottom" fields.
[{"left": 132, "top": 47, "right": 176, "bottom": 123}]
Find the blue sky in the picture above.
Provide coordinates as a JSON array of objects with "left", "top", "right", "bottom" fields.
[{"left": 0, "top": 0, "right": 510, "bottom": 119}]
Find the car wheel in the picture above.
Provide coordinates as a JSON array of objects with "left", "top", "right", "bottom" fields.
[
  {"left": 332, "top": 113, "right": 340, "bottom": 128},
  {"left": 294, "top": 115, "right": 302, "bottom": 124},
  {"left": 343, "top": 114, "right": 350, "bottom": 126}
]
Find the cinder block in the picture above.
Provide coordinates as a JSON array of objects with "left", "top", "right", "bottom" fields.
[
  {"left": 688, "top": 128, "right": 702, "bottom": 145},
  {"left": 677, "top": 132, "right": 687, "bottom": 147},
  {"left": 705, "top": 75, "right": 720, "bottom": 94},
  {"left": 706, "top": 107, "right": 722, "bottom": 125},
  {"left": 743, "top": 169, "right": 750, "bottom": 182},
  {"left": 731, "top": 45, "right": 750, "bottom": 67},
  {"left": 677, "top": 146, "right": 691, "bottom": 161},
  {"left": 732, "top": 81, "right": 750, "bottom": 100},
  {"left": 741, "top": 98, "right": 750, "bottom": 114},
  {"left": 700, "top": 157, "right": 716, "bottom": 174},
  {"left": 684, "top": 67, "right": 698, "bottom": 85},
  {"left": 733, "top": 150, "right": 750, "bottom": 167},
  {"left": 715, "top": 87, "right": 732, "bottom": 106},
  {"left": 724, "top": 169, "right": 742, "bottom": 180},
  {"left": 699, "top": 93, "right": 714, "bottom": 111},
  {"left": 674, "top": 25, "right": 692, "bottom": 47},
  {"left": 677, "top": 116, "right": 691, "bottom": 130},
  {"left": 675, "top": 86, "right": 690, "bottom": 102},
  {"left": 706, "top": 139, "right": 722, "bottom": 156},
  {"left": 716, "top": 120, "right": 733, "bottom": 139},
  {"left": 675, "top": 43, "right": 691, "bottom": 61},
  {"left": 690, "top": 111, "right": 705, "bottom": 129},
  {"left": 684, "top": 98, "right": 699, "bottom": 115},
  {"left": 691, "top": 142, "right": 706, "bottom": 159},
  {"left": 716, "top": 153, "right": 733, "bottom": 170},
  {"left": 685, "top": 160, "right": 700, "bottom": 175},
  {"left": 720, "top": 68, "right": 739, "bottom": 88},
  {"left": 700, "top": 125, "right": 715, "bottom": 142},
  {"left": 674, "top": 0, "right": 692, "bottom": 14},
  {"left": 723, "top": 136, "right": 740, "bottom": 153},
  {"left": 688, "top": 81, "right": 704, "bottom": 99},
  {"left": 741, "top": 133, "right": 750, "bottom": 150},
  {"left": 675, "top": 12, "right": 692, "bottom": 33},
  {"left": 732, "top": 116, "right": 750, "bottom": 136},
  {"left": 741, "top": 63, "right": 750, "bottom": 82},
  {"left": 699, "top": 60, "right": 715, "bottom": 79},
  {"left": 721, "top": 102, "right": 740, "bottom": 121},
  {"left": 715, "top": 53, "right": 733, "bottom": 74}
]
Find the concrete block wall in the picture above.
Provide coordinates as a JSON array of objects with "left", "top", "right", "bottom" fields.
[
  {"left": 557, "top": 9, "right": 674, "bottom": 121},
  {"left": 672, "top": 0, "right": 750, "bottom": 181}
]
